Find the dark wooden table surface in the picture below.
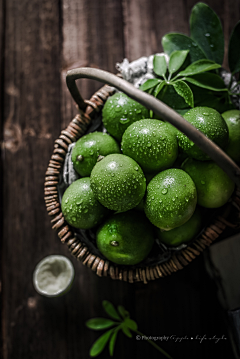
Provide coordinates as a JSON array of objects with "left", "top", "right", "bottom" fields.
[{"left": 1, "top": 1, "right": 240, "bottom": 358}]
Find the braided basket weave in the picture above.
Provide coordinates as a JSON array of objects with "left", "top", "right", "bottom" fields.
[{"left": 44, "top": 68, "right": 240, "bottom": 284}]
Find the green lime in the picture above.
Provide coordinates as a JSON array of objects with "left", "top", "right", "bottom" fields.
[
  {"left": 61, "top": 178, "right": 109, "bottom": 229},
  {"left": 121, "top": 119, "right": 178, "bottom": 173},
  {"left": 33, "top": 255, "right": 74, "bottom": 297},
  {"left": 90, "top": 154, "right": 146, "bottom": 212},
  {"left": 102, "top": 92, "right": 149, "bottom": 141},
  {"left": 181, "top": 158, "right": 235, "bottom": 208},
  {"left": 221, "top": 109, "right": 240, "bottom": 163},
  {"left": 157, "top": 207, "right": 202, "bottom": 247},
  {"left": 96, "top": 211, "right": 155, "bottom": 265},
  {"left": 177, "top": 107, "right": 229, "bottom": 161},
  {"left": 71, "top": 132, "right": 120, "bottom": 177},
  {"left": 144, "top": 168, "right": 197, "bottom": 230}
]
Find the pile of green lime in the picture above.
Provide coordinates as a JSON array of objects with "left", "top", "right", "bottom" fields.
[{"left": 60, "top": 92, "right": 238, "bottom": 266}]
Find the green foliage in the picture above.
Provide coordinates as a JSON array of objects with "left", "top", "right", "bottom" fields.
[
  {"left": 162, "top": 33, "right": 206, "bottom": 63},
  {"left": 102, "top": 300, "right": 122, "bottom": 321},
  {"left": 141, "top": 2, "right": 240, "bottom": 112},
  {"left": 140, "top": 53, "right": 222, "bottom": 109},
  {"left": 86, "top": 318, "right": 116, "bottom": 330},
  {"left": 190, "top": 3, "right": 224, "bottom": 65},
  {"left": 153, "top": 54, "right": 167, "bottom": 77},
  {"left": 228, "top": 21, "right": 240, "bottom": 74},
  {"left": 86, "top": 300, "right": 172, "bottom": 358},
  {"left": 168, "top": 50, "right": 189, "bottom": 75}
]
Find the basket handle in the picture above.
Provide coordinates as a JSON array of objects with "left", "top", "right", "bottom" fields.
[{"left": 66, "top": 67, "right": 240, "bottom": 186}]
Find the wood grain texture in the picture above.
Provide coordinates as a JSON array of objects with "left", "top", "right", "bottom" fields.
[
  {"left": 1, "top": 0, "right": 240, "bottom": 358},
  {"left": 61, "top": 0, "right": 125, "bottom": 127}
]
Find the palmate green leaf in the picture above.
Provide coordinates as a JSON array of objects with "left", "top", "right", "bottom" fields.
[
  {"left": 162, "top": 33, "right": 206, "bottom": 63},
  {"left": 102, "top": 300, "right": 122, "bottom": 321},
  {"left": 153, "top": 54, "right": 167, "bottom": 77},
  {"left": 190, "top": 2, "right": 224, "bottom": 65},
  {"left": 124, "top": 318, "right": 138, "bottom": 331},
  {"left": 177, "top": 59, "right": 221, "bottom": 77},
  {"left": 139, "top": 78, "right": 160, "bottom": 91},
  {"left": 172, "top": 81, "right": 194, "bottom": 108},
  {"left": 184, "top": 73, "right": 228, "bottom": 92},
  {"left": 153, "top": 80, "right": 166, "bottom": 97},
  {"left": 90, "top": 329, "right": 114, "bottom": 357},
  {"left": 228, "top": 20, "right": 240, "bottom": 74},
  {"left": 86, "top": 318, "right": 116, "bottom": 330},
  {"left": 168, "top": 50, "right": 189, "bottom": 75}
]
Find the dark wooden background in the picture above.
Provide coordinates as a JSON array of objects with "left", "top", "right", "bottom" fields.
[{"left": 1, "top": 0, "right": 240, "bottom": 358}]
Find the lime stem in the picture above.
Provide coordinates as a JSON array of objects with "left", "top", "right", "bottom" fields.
[{"left": 134, "top": 330, "right": 173, "bottom": 359}]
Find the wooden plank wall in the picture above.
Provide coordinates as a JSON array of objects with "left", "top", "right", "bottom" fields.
[{"left": 1, "top": 0, "right": 240, "bottom": 358}]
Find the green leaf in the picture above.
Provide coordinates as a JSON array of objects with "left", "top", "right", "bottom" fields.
[
  {"left": 228, "top": 20, "right": 240, "bottom": 74},
  {"left": 102, "top": 301, "right": 122, "bottom": 321},
  {"left": 196, "top": 95, "right": 233, "bottom": 113},
  {"left": 139, "top": 78, "right": 160, "bottom": 91},
  {"left": 162, "top": 33, "right": 206, "bottom": 63},
  {"left": 153, "top": 81, "right": 166, "bottom": 97},
  {"left": 117, "top": 305, "right": 129, "bottom": 319},
  {"left": 124, "top": 318, "right": 138, "bottom": 331},
  {"left": 153, "top": 54, "right": 167, "bottom": 77},
  {"left": 168, "top": 50, "right": 189, "bottom": 75},
  {"left": 109, "top": 328, "right": 120, "bottom": 356},
  {"left": 121, "top": 325, "right": 132, "bottom": 338},
  {"left": 177, "top": 59, "right": 221, "bottom": 77},
  {"left": 172, "top": 81, "right": 194, "bottom": 108},
  {"left": 90, "top": 329, "right": 114, "bottom": 357},
  {"left": 190, "top": 2, "right": 224, "bottom": 65},
  {"left": 184, "top": 73, "right": 228, "bottom": 92},
  {"left": 157, "top": 84, "right": 190, "bottom": 109},
  {"left": 86, "top": 318, "right": 116, "bottom": 330}
]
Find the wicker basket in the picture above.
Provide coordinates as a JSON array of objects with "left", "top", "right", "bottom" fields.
[{"left": 44, "top": 67, "right": 240, "bottom": 284}]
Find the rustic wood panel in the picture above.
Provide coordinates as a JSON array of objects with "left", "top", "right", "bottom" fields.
[
  {"left": 2, "top": 0, "right": 64, "bottom": 358},
  {"left": 61, "top": 0, "right": 125, "bottom": 127},
  {"left": 1, "top": 0, "right": 240, "bottom": 358}
]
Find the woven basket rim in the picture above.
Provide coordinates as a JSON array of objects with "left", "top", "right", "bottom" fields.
[{"left": 44, "top": 82, "right": 240, "bottom": 284}]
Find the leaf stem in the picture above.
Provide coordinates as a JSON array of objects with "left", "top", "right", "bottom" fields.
[
  {"left": 163, "top": 74, "right": 168, "bottom": 82},
  {"left": 134, "top": 330, "right": 173, "bottom": 359}
]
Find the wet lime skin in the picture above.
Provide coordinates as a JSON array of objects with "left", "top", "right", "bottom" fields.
[
  {"left": 90, "top": 154, "right": 146, "bottom": 212},
  {"left": 96, "top": 211, "right": 155, "bottom": 265},
  {"left": 71, "top": 132, "right": 120, "bottom": 177},
  {"left": 121, "top": 119, "right": 178, "bottom": 173},
  {"left": 144, "top": 168, "right": 197, "bottom": 230},
  {"left": 222, "top": 109, "right": 240, "bottom": 164},
  {"left": 177, "top": 107, "right": 229, "bottom": 161},
  {"left": 61, "top": 178, "right": 109, "bottom": 229},
  {"left": 182, "top": 158, "right": 235, "bottom": 208},
  {"left": 157, "top": 207, "right": 202, "bottom": 247},
  {"left": 102, "top": 92, "right": 149, "bottom": 141}
]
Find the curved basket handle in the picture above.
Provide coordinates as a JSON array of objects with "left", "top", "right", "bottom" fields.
[{"left": 66, "top": 67, "right": 240, "bottom": 186}]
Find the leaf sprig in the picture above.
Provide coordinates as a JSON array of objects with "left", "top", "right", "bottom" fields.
[
  {"left": 140, "top": 2, "right": 240, "bottom": 113},
  {"left": 86, "top": 300, "right": 173, "bottom": 358},
  {"left": 140, "top": 52, "right": 223, "bottom": 109}
]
